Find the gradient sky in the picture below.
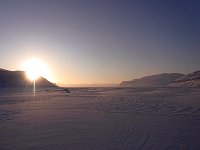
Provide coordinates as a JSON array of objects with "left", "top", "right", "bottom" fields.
[{"left": 0, "top": 0, "right": 200, "bottom": 86}]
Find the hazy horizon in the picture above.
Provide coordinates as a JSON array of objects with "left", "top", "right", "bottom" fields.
[{"left": 0, "top": 0, "right": 199, "bottom": 85}]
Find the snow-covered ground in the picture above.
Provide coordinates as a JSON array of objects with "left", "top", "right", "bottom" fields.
[{"left": 0, "top": 87, "right": 200, "bottom": 150}]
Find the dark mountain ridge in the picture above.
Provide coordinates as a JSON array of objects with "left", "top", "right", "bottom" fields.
[
  {"left": 119, "top": 73, "right": 184, "bottom": 87},
  {"left": 169, "top": 70, "right": 200, "bottom": 87},
  {"left": 0, "top": 68, "right": 57, "bottom": 88}
]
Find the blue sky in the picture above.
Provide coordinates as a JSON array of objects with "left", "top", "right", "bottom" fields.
[{"left": 0, "top": 0, "right": 199, "bottom": 85}]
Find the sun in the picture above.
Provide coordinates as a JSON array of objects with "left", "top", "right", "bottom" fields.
[{"left": 21, "top": 58, "right": 49, "bottom": 81}]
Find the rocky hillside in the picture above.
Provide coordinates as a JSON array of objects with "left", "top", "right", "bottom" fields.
[
  {"left": 0, "top": 68, "right": 57, "bottom": 88},
  {"left": 169, "top": 70, "right": 200, "bottom": 87},
  {"left": 119, "top": 73, "right": 184, "bottom": 87}
]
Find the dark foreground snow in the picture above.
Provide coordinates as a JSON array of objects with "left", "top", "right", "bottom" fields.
[{"left": 0, "top": 87, "right": 200, "bottom": 150}]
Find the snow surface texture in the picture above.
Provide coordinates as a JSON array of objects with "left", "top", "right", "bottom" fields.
[{"left": 0, "top": 87, "right": 200, "bottom": 150}]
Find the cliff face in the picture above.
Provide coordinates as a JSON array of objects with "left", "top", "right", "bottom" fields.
[
  {"left": 119, "top": 73, "right": 184, "bottom": 87},
  {"left": 169, "top": 70, "right": 200, "bottom": 87},
  {"left": 0, "top": 68, "right": 57, "bottom": 88}
]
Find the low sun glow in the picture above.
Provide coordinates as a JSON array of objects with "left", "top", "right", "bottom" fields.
[{"left": 21, "top": 58, "right": 49, "bottom": 81}]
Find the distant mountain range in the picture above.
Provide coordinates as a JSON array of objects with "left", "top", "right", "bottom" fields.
[
  {"left": 2, "top": 68, "right": 199, "bottom": 89},
  {"left": 119, "top": 73, "right": 184, "bottom": 87},
  {"left": 0, "top": 68, "right": 57, "bottom": 88},
  {"left": 169, "top": 70, "right": 200, "bottom": 87},
  {"left": 119, "top": 70, "right": 200, "bottom": 88}
]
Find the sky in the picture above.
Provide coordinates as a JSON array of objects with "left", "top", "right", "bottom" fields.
[{"left": 0, "top": 0, "right": 200, "bottom": 86}]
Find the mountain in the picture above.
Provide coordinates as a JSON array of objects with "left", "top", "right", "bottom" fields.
[
  {"left": 0, "top": 68, "right": 57, "bottom": 88},
  {"left": 119, "top": 73, "right": 184, "bottom": 87},
  {"left": 169, "top": 70, "right": 200, "bottom": 87}
]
